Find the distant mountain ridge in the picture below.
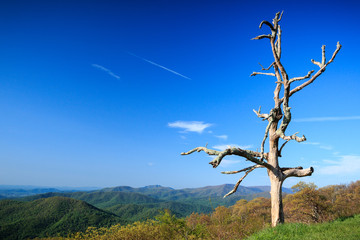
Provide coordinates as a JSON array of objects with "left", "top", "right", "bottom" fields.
[
  {"left": 0, "top": 184, "right": 292, "bottom": 199},
  {"left": 101, "top": 184, "right": 292, "bottom": 199}
]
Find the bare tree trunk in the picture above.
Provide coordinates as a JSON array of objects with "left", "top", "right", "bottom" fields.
[
  {"left": 268, "top": 122, "right": 284, "bottom": 226},
  {"left": 270, "top": 172, "right": 284, "bottom": 226}
]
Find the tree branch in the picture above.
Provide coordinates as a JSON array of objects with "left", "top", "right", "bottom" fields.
[
  {"left": 259, "top": 62, "right": 274, "bottom": 71},
  {"left": 252, "top": 34, "right": 271, "bottom": 40},
  {"left": 250, "top": 72, "right": 276, "bottom": 77},
  {"left": 181, "top": 146, "right": 272, "bottom": 169},
  {"left": 278, "top": 131, "right": 306, "bottom": 142},
  {"left": 259, "top": 20, "right": 275, "bottom": 31},
  {"left": 287, "top": 42, "right": 342, "bottom": 99},
  {"left": 283, "top": 166, "right": 314, "bottom": 179},
  {"left": 275, "top": 26, "right": 282, "bottom": 58},
  {"left": 253, "top": 106, "right": 269, "bottom": 120},
  {"left": 278, "top": 140, "right": 289, "bottom": 157},
  {"left": 223, "top": 165, "right": 262, "bottom": 198},
  {"left": 289, "top": 70, "right": 315, "bottom": 83},
  {"left": 221, "top": 165, "right": 263, "bottom": 174},
  {"left": 260, "top": 120, "right": 272, "bottom": 158}
]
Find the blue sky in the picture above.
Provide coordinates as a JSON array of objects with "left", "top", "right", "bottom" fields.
[{"left": 1, "top": 0, "right": 359, "bottom": 189}]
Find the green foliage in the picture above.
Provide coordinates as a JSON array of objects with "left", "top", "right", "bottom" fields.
[
  {"left": 291, "top": 181, "right": 317, "bottom": 193},
  {"left": 247, "top": 214, "right": 360, "bottom": 240},
  {"left": 4, "top": 181, "right": 360, "bottom": 239},
  {"left": 0, "top": 197, "right": 124, "bottom": 240}
]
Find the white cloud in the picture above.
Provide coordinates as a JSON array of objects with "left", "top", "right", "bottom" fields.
[
  {"left": 212, "top": 144, "right": 253, "bottom": 151},
  {"left": 319, "top": 155, "right": 360, "bottom": 175},
  {"left": 220, "top": 159, "right": 242, "bottom": 167},
  {"left": 92, "top": 64, "right": 120, "bottom": 79},
  {"left": 301, "top": 142, "right": 332, "bottom": 151},
  {"left": 168, "top": 121, "right": 212, "bottom": 133},
  {"left": 301, "top": 142, "right": 320, "bottom": 145},
  {"left": 319, "top": 145, "right": 333, "bottom": 151},
  {"left": 148, "top": 162, "right": 154, "bottom": 167},
  {"left": 216, "top": 135, "right": 228, "bottom": 140},
  {"left": 294, "top": 116, "right": 360, "bottom": 122}
]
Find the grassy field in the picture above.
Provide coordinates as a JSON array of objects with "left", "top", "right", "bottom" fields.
[{"left": 247, "top": 214, "right": 360, "bottom": 240}]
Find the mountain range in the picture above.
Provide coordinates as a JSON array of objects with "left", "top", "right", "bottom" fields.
[{"left": 0, "top": 184, "right": 292, "bottom": 239}]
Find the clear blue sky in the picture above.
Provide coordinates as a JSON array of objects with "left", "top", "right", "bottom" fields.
[{"left": 1, "top": 0, "right": 359, "bottom": 189}]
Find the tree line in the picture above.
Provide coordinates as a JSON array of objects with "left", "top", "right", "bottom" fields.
[{"left": 42, "top": 180, "right": 360, "bottom": 240}]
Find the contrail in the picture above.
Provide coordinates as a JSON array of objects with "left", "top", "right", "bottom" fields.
[
  {"left": 127, "top": 52, "right": 191, "bottom": 80},
  {"left": 92, "top": 64, "right": 120, "bottom": 79}
]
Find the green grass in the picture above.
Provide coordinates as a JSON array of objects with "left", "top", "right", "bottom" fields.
[{"left": 247, "top": 214, "right": 360, "bottom": 240}]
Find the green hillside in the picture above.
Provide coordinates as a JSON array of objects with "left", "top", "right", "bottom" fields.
[
  {"left": 0, "top": 197, "right": 124, "bottom": 240},
  {"left": 105, "top": 201, "right": 212, "bottom": 222},
  {"left": 0, "top": 184, "right": 281, "bottom": 239},
  {"left": 19, "top": 191, "right": 213, "bottom": 222},
  {"left": 247, "top": 214, "right": 360, "bottom": 240},
  {"left": 102, "top": 184, "right": 273, "bottom": 200}
]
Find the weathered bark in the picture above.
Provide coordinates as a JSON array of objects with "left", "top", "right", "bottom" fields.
[
  {"left": 268, "top": 116, "right": 284, "bottom": 226},
  {"left": 270, "top": 172, "right": 284, "bottom": 226},
  {"left": 180, "top": 12, "right": 341, "bottom": 227}
]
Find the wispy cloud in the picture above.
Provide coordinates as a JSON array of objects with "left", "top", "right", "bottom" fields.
[
  {"left": 92, "top": 64, "right": 120, "bottom": 79},
  {"left": 212, "top": 144, "right": 253, "bottom": 151},
  {"left": 301, "top": 142, "right": 320, "bottom": 145},
  {"left": 168, "top": 121, "right": 212, "bottom": 133},
  {"left": 319, "top": 145, "right": 333, "bottom": 151},
  {"left": 219, "top": 159, "right": 242, "bottom": 167},
  {"left": 127, "top": 52, "right": 191, "bottom": 80},
  {"left": 301, "top": 142, "right": 332, "bottom": 151},
  {"left": 319, "top": 155, "right": 360, "bottom": 175},
  {"left": 216, "top": 135, "right": 228, "bottom": 140},
  {"left": 294, "top": 116, "right": 360, "bottom": 122}
]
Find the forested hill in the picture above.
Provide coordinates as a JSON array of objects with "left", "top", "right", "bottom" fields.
[
  {"left": 0, "top": 184, "right": 292, "bottom": 239},
  {"left": 0, "top": 196, "right": 123, "bottom": 240},
  {"left": 101, "top": 184, "right": 292, "bottom": 200}
]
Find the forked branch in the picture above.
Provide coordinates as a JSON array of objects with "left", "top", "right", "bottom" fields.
[
  {"left": 181, "top": 146, "right": 272, "bottom": 169},
  {"left": 222, "top": 165, "right": 263, "bottom": 198},
  {"left": 287, "top": 42, "right": 342, "bottom": 99},
  {"left": 253, "top": 106, "right": 270, "bottom": 120},
  {"left": 259, "top": 62, "right": 274, "bottom": 71}
]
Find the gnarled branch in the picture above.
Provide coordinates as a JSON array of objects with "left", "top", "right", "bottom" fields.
[
  {"left": 252, "top": 34, "right": 271, "bottom": 40},
  {"left": 278, "top": 140, "right": 289, "bottom": 157},
  {"left": 181, "top": 146, "right": 272, "bottom": 169},
  {"left": 279, "top": 131, "right": 306, "bottom": 142},
  {"left": 259, "top": 20, "right": 275, "bottom": 31},
  {"left": 253, "top": 106, "right": 269, "bottom": 120},
  {"left": 223, "top": 165, "right": 262, "bottom": 198},
  {"left": 283, "top": 166, "right": 314, "bottom": 179}
]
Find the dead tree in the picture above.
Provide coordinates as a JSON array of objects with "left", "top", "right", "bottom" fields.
[{"left": 181, "top": 12, "right": 341, "bottom": 227}]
